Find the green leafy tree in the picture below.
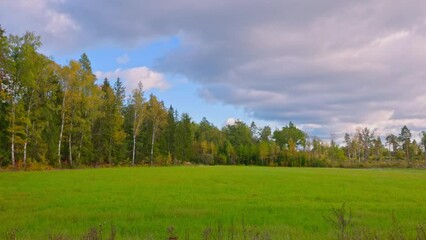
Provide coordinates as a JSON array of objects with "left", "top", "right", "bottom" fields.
[
  {"left": 24, "top": 55, "right": 61, "bottom": 164},
  {"left": 222, "top": 120, "right": 253, "bottom": 164},
  {"left": 260, "top": 126, "right": 272, "bottom": 142},
  {"left": 273, "top": 122, "right": 307, "bottom": 150}
]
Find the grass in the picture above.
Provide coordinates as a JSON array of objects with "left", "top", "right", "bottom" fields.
[{"left": 0, "top": 166, "right": 425, "bottom": 239}]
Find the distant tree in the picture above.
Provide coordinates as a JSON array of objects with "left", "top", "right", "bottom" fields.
[
  {"left": 344, "top": 133, "right": 352, "bottom": 159},
  {"left": 328, "top": 139, "right": 345, "bottom": 162},
  {"left": 222, "top": 120, "right": 252, "bottom": 164},
  {"left": 113, "top": 78, "right": 126, "bottom": 113},
  {"left": 421, "top": 131, "right": 426, "bottom": 161},
  {"left": 273, "top": 122, "right": 307, "bottom": 150},
  {"left": 260, "top": 126, "right": 272, "bottom": 142},
  {"left": 360, "top": 127, "right": 375, "bottom": 161},
  {"left": 385, "top": 134, "right": 398, "bottom": 160},
  {"left": 410, "top": 140, "right": 421, "bottom": 161},
  {"left": 250, "top": 121, "right": 259, "bottom": 142},
  {"left": 399, "top": 125, "right": 411, "bottom": 162},
  {"left": 372, "top": 136, "right": 384, "bottom": 161}
]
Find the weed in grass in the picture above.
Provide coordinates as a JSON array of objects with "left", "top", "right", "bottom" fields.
[
  {"left": 388, "top": 212, "right": 405, "bottom": 240},
  {"left": 5, "top": 228, "right": 18, "bottom": 240},
  {"left": 325, "top": 203, "right": 353, "bottom": 240},
  {"left": 325, "top": 204, "right": 426, "bottom": 240},
  {"left": 80, "top": 223, "right": 116, "bottom": 240},
  {"left": 164, "top": 221, "right": 271, "bottom": 240},
  {"left": 82, "top": 226, "right": 102, "bottom": 240},
  {"left": 48, "top": 234, "right": 69, "bottom": 240},
  {"left": 417, "top": 225, "right": 426, "bottom": 240},
  {"left": 167, "top": 226, "right": 178, "bottom": 240}
]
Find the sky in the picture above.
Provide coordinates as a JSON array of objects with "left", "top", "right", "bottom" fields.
[{"left": 1, "top": 0, "right": 426, "bottom": 140}]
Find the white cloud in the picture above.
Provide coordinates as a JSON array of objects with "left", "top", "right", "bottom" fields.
[
  {"left": 95, "top": 67, "right": 169, "bottom": 92},
  {"left": 44, "top": 9, "right": 79, "bottom": 36},
  {"left": 0, "top": 0, "right": 80, "bottom": 53},
  {"left": 225, "top": 118, "right": 236, "bottom": 126},
  {"left": 116, "top": 54, "right": 130, "bottom": 64}
]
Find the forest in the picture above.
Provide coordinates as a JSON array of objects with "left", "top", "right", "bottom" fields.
[{"left": 1, "top": 27, "right": 426, "bottom": 169}]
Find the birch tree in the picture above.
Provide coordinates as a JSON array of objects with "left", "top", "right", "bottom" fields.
[
  {"left": 130, "top": 82, "right": 145, "bottom": 165},
  {"left": 3, "top": 32, "right": 41, "bottom": 167},
  {"left": 147, "top": 94, "right": 167, "bottom": 165},
  {"left": 58, "top": 61, "right": 80, "bottom": 166}
]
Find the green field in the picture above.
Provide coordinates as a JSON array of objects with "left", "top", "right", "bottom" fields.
[{"left": 0, "top": 166, "right": 425, "bottom": 239}]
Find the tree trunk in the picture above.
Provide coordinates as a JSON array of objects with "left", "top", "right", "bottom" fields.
[
  {"left": 406, "top": 142, "right": 410, "bottom": 164},
  {"left": 68, "top": 134, "right": 73, "bottom": 167},
  {"left": 150, "top": 122, "right": 156, "bottom": 166},
  {"left": 108, "top": 136, "right": 112, "bottom": 165},
  {"left": 58, "top": 95, "right": 66, "bottom": 167},
  {"left": 11, "top": 102, "right": 16, "bottom": 167},
  {"left": 23, "top": 137, "right": 27, "bottom": 168},
  {"left": 9, "top": 96, "right": 17, "bottom": 168},
  {"left": 23, "top": 90, "right": 34, "bottom": 169},
  {"left": 77, "top": 134, "right": 83, "bottom": 163},
  {"left": 132, "top": 133, "right": 136, "bottom": 165},
  {"left": 77, "top": 111, "right": 88, "bottom": 164},
  {"left": 132, "top": 109, "right": 138, "bottom": 165}
]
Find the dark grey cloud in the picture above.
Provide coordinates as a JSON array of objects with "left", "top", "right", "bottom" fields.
[{"left": 2, "top": 0, "right": 426, "bottom": 137}]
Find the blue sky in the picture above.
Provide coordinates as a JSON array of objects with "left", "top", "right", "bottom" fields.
[{"left": 1, "top": 0, "right": 426, "bottom": 140}]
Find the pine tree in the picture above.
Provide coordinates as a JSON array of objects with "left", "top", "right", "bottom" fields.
[{"left": 165, "top": 106, "right": 176, "bottom": 163}]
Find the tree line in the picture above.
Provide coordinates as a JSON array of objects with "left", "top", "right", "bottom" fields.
[{"left": 1, "top": 28, "right": 426, "bottom": 169}]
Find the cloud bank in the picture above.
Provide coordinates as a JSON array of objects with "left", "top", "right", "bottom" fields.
[
  {"left": 2, "top": 0, "right": 426, "bottom": 137},
  {"left": 95, "top": 67, "right": 169, "bottom": 92}
]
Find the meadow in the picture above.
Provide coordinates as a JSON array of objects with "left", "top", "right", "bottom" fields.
[{"left": 0, "top": 166, "right": 425, "bottom": 239}]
